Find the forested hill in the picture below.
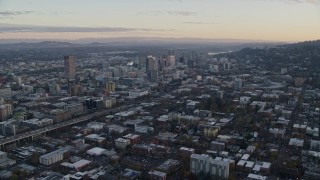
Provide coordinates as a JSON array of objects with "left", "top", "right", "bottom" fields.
[
  {"left": 281, "top": 40, "right": 320, "bottom": 48},
  {"left": 226, "top": 40, "right": 320, "bottom": 74}
]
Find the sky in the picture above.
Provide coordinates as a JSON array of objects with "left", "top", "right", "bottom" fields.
[{"left": 0, "top": 0, "right": 319, "bottom": 42}]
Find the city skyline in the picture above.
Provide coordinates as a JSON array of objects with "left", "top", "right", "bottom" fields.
[{"left": 0, "top": 0, "right": 320, "bottom": 42}]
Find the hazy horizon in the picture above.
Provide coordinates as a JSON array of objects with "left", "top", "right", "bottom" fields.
[
  {"left": 0, "top": 36, "right": 288, "bottom": 45},
  {"left": 0, "top": 0, "right": 320, "bottom": 42}
]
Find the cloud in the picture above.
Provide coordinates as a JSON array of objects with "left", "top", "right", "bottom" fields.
[
  {"left": 167, "top": 11, "right": 197, "bottom": 16},
  {"left": 167, "top": 0, "right": 208, "bottom": 2},
  {"left": 164, "top": 0, "right": 319, "bottom": 4},
  {"left": 287, "top": 0, "right": 319, "bottom": 3},
  {"left": 184, "top": 21, "right": 218, "bottom": 25},
  {"left": 137, "top": 11, "right": 198, "bottom": 17},
  {"left": 0, "top": 23, "right": 172, "bottom": 33},
  {"left": 0, "top": 11, "right": 34, "bottom": 19},
  {"left": 265, "top": 0, "right": 319, "bottom": 3}
]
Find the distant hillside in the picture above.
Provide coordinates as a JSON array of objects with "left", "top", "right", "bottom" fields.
[
  {"left": 281, "top": 40, "right": 320, "bottom": 48},
  {"left": 224, "top": 39, "right": 320, "bottom": 77},
  {"left": 0, "top": 37, "right": 282, "bottom": 50},
  {"left": 0, "top": 41, "right": 79, "bottom": 50}
]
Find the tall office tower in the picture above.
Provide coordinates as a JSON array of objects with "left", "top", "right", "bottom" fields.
[
  {"left": 146, "top": 56, "right": 158, "bottom": 72},
  {"left": 64, "top": 56, "right": 76, "bottom": 79},
  {"left": 159, "top": 59, "right": 167, "bottom": 71},
  {"left": 146, "top": 56, "right": 159, "bottom": 82},
  {"left": 167, "top": 50, "right": 176, "bottom": 67}
]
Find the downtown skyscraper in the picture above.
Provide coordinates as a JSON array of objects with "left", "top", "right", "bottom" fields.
[{"left": 64, "top": 56, "right": 76, "bottom": 80}]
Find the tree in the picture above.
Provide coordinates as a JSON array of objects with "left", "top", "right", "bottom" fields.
[
  {"left": 197, "top": 171, "right": 211, "bottom": 180},
  {"left": 20, "top": 171, "right": 28, "bottom": 179},
  {"left": 10, "top": 174, "right": 19, "bottom": 180},
  {"left": 29, "top": 153, "right": 40, "bottom": 165}
]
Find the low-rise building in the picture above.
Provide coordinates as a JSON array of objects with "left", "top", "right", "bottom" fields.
[
  {"left": 87, "top": 122, "right": 106, "bottom": 131},
  {"left": 85, "top": 134, "right": 106, "bottom": 144},
  {"left": 148, "top": 170, "right": 166, "bottom": 180},
  {"left": 65, "top": 103, "right": 83, "bottom": 115},
  {"left": 20, "top": 118, "right": 53, "bottom": 129},
  {"left": 247, "top": 173, "right": 267, "bottom": 180},
  {"left": 269, "top": 128, "right": 286, "bottom": 139},
  {"left": 240, "top": 96, "right": 251, "bottom": 107},
  {"left": 307, "top": 127, "right": 319, "bottom": 137},
  {"left": 135, "top": 125, "right": 154, "bottom": 134},
  {"left": 115, "top": 138, "right": 131, "bottom": 149},
  {"left": 129, "top": 90, "right": 149, "bottom": 98},
  {"left": 179, "top": 147, "right": 195, "bottom": 157},
  {"left": 39, "top": 148, "right": 69, "bottom": 166},
  {"left": 0, "top": 88, "right": 12, "bottom": 100},
  {"left": 156, "top": 159, "right": 180, "bottom": 173},
  {"left": 203, "top": 126, "right": 219, "bottom": 137},
  {"left": 293, "top": 124, "right": 307, "bottom": 133},
  {"left": 156, "top": 132, "right": 177, "bottom": 143},
  {"left": 86, "top": 147, "right": 107, "bottom": 156},
  {"left": 121, "top": 168, "right": 142, "bottom": 180},
  {"left": 123, "top": 134, "right": 140, "bottom": 144},
  {"left": 107, "top": 124, "right": 128, "bottom": 134},
  {"left": 61, "top": 159, "right": 91, "bottom": 171},
  {"left": 0, "top": 151, "right": 16, "bottom": 168},
  {"left": 252, "top": 161, "right": 271, "bottom": 175},
  {"left": 289, "top": 138, "right": 304, "bottom": 147},
  {"left": 211, "top": 141, "right": 225, "bottom": 152}
]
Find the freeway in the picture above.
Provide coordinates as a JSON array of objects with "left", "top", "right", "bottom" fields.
[
  {"left": 0, "top": 106, "right": 125, "bottom": 147},
  {"left": 0, "top": 86, "right": 168, "bottom": 148}
]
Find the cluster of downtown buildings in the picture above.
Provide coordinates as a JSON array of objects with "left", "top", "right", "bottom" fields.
[{"left": 0, "top": 45, "right": 319, "bottom": 180}]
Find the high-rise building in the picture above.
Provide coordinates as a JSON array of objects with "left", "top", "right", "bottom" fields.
[
  {"left": 16, "top": 76, "right": 22, "bottom": 86},
  {"left": 223, "top": 62, "right": 231, "bottom": 70},
  {"left": 0, "top": 104, "right": 12, "bottom": 121},
  {"left": 190, "top": 154, "right": 229, "bottom": 179},
  {"left": 70, "top": 85, "right": 83, "bottom": 96},
  {"left": 0, "top": 120, "right": 18, "bottom": 136},
  {"left": 149, "top": 70, "right": 158, "bottom": 82},
  {"left": 234, "top": 78, "right": 243, "bottom": 91},
  {"left": 167, "top": 50, "right": 176, "bottom": 67},
  {"left": 209, "top": 159, "right": 230, "bottom": 179},
  {"left": 106, "top": 81, "right": 116, "bottom": 93},
  {"left": 146, "top": 56, "right": 158, "bottom": 72},
  {"left": 64, "top": 56, "right": 76, "bottom": 79},
  {"left": 281, "top": 68, "right": 288, "bottom": 74},
  {"left": 0, "top": 88, "right": 12, "bottom": 100},
  {"left": 294, "top": 78, "right": 305, "bottom": 87},
  {"left": 146, "top": 56, "right": 159, "bottom": 82},
  {"left": 159, "top": 59, "right": 167, "bottom": 71},
  {"left": 49, "top": 83, "right": 61, "bottom": 95},
  {"left": 187, "top": 59, "right": 195, "bottom": 68}
]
